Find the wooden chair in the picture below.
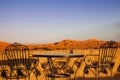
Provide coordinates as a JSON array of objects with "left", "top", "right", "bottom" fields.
[
  {"left": 2, "top": 42, "right": 40, "bottom": 80},
  {"left": 83, "top": 41, "right": 118, "bottom": 80}
]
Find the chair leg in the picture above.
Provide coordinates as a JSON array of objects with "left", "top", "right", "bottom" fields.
[
  {"left": 28, "top": 74, "right": 30, "bottom": 80},
  {"left": 34, "top": 68, "right": 41, "bottom": 80},
  {"left": 98, "top": 68, "right": 100, "bottom": 80},
  {"left": 83, "top": 66, "right": 88, "bottom": 80},
  {"left": 35, "top": 75, "right": 38, "bottom": 80},
  {"left": 83, "top": 70, "right": 86, "bottom": 80},
  {"left": 110, "top": 69, "right": 113, "bottom": 80},
  {"left": 35, "top": 73, "right": 39, "bottom": 80}
]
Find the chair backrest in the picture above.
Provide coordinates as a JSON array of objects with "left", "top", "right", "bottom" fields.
[
  {"left": 99, "top": 41, "right": 118, "bottom": 64},
  {"left": 4, "top": 42, "right": 30, "bottom": 67}
]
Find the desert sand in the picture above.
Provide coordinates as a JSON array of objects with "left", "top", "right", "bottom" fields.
[
  {"left": 0, "top": 49, "right": 117, "bottom": 80},
  {"left": 0, "top": 40, "right": 120, "bottom": 80}
]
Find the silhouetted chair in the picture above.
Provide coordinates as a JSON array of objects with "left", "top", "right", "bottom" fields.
[
  {"left": 84, "top": 41, "right": 118, "bottom": 80},
  {"left": 2, "top": 42, "right": 40, "bottom": 80}
]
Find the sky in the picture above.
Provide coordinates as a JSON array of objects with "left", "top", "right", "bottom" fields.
[{"left": 0, "top": 0, "right": 120, "bottom": 44}]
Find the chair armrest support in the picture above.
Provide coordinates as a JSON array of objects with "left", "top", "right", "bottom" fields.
[{"left": 84, "top": 54, "right": 99, "bottom": 66}]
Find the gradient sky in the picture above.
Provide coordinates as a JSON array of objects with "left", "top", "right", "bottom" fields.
[{"left": 0, "top": 0, "right": 120, "bottom": 44}]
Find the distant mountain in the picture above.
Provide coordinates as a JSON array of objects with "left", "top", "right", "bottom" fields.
[
  {"left": 0, "top": 41, "right": 9, "bottom": 46},
  {"left": 31, "top": 39, "right": 106, "bottom": 50},
  {"left": 0, "top": 41, "right": 9, "bottom": 50},
  {"left": 54, "top": 39, "right": 104, "bottom": 49},
  {"left": 0, "top": 39, "right": 119, "bottom": 51}
]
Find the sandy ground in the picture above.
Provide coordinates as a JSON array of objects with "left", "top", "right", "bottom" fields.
[{"left": 0, "top": 49, "right": 120, "bottom": 80}]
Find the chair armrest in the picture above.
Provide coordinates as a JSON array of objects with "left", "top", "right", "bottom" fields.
[
  {"left": 53, "top": 58, "right": 69, "bottom": 69},
  {"left": 84, "top": 54, "right": 99, "bottom": 66},
  {"left": 26, "top": 57, "right": 39, "bottom": 69},
  {"left": 72, "top": 57, "right": 83, "bottom": 68},
  {"left": 41, "top": 62, "right": 49, "bottom": 69}
]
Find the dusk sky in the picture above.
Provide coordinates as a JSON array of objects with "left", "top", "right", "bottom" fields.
[{"left": 0, "top": 0, "right": 120, "bottom": 44}]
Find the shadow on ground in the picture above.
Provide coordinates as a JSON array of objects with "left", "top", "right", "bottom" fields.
[{"left": 72, "top": 73, "right": 120, "bottom": 80}]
